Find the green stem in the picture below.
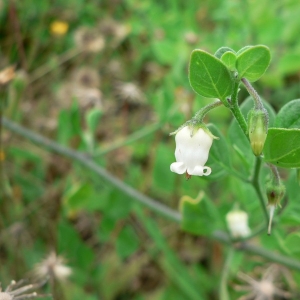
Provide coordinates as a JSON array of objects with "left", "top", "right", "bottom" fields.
[
  {"left": 212, "top": 231, "right": 300, "bottom": 271},
  {"left": 0, "top": 93, "right": 12, "bottom": 203},
  {"left": 2, "top": 117, "right": 181, "bottom": 222},
  {"left": 193, "top": 100, "right": 223, "bottom": 122},
  {"left": 230, "top": 81, "right": 248, "bottom": 137},
  {"left": 267, "top": 163, "right": 281, "bottom": 185},
  {"left": 252, "top": 157, "right": 269, "bottom": 225},
  {"left": 241, "top": 78, "right": 263, "bottom": 110},
  {"left": 219, "top": 247, "right": 234, "bottom": 300}
]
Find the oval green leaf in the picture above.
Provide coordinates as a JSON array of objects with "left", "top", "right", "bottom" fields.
[
  {"left": 275, "top": 99, "right": 300, "bottom": 129},
  {"left": 189, "top": 49, "right": 234, "bottom": 101},
  {"left": 263, "top": 128, "right": 300, "bottom": 168},
  {"left": 236, "top": 45, "right": 271, "bottom": 82},
  {"left": 180, "top": 194, "right": 220, "bottom": 236},
  {"left": 221, "top": 51, "right": 237, "bottom": 71},
  {"left": 236, "top": 46, "right": 252, "bottom": 55},
  {"left": 214, "top": 47, "right": 235, "bottom": 59}
]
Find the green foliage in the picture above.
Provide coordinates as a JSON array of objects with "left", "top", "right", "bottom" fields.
[
  {"left": 116, "top": 225, "right": 140, "bottom": 259},
  {"left": 2, "top": 1, "right": 300, "bottom": 299},
  {"left": 228, "top": 97, "right": 276, "bottom": 174},
  {"left": 275, "top": 99, "right": 300, "bottom": 129},
  {"left": 189, "top": 50, "right": 234, "bottom": 101},
  {"left": 221, "top": 51, "right": 237, "bottom": 71},
  {"left": 236, "top": 45, "right": 271, "bottom": 82},
  {"left": 180, "top": 194, "right": 220, "bottom": 236},
  {"left": 207, "top": 123, "right": 231, "bottom": 178},
  {"left": 214, "top": 47, "right": 236, "bottom": 59},
  {"left": 263, "top": 128, "right": 300, "bottom": 168},
  {"left": 86, "top": 108, "right": 102, "bottom": 133},
  {"left": 283, "top": 232, "right": 300, "bottom": 257}
]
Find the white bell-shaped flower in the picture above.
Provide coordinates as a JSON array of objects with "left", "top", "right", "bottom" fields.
[
  {"left": 226, "top": 210, "right": 251, "bottom": 238},
  {"left": 170, "top": 126, "right": 213, "bottom": 177}
]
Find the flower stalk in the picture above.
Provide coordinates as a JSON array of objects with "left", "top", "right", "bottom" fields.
[
  {"left": 241, "top": 78, "right": 264, "bottom": 110},
  {"left": 193, "top": 100, "right": 223, "bottom": 122}
]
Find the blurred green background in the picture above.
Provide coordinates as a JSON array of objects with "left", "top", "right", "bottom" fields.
[{"left": 1, "top": 0, "right": 300, "bottom": 299}]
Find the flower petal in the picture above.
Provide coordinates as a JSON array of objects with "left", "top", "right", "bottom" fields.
[
  {"left": 202, "top": 166, "right": 211, "bottom": 176},
  {"left": 170, "top": 162, "right": 186, "bottom": 174},
  {"left": 189, "top": 166, "right": 212, "bottom": 176},
  {"left": 188, "top": 165, "right": 203, "bottom": 176}
]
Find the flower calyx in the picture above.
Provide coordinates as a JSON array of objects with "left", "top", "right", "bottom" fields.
[
  {"left": 248, "top": 107, "right": 269, "bottom": 156},
  {"left": 266, "top": 182, "right": 285, "bottom": 235},
  {"left": 170, "top": 120, "right": 218, "bottom": 140}
]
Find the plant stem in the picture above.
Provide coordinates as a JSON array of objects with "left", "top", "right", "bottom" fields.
[
  {"left": 252, "top": 157, "right": 269, "bottom": 225},
  {"left": 219, "top": 247, "right": 234, "bottom": 300},
  {"left": 267, "top": 163, "right": 281, "bottom": 185},
  {"left": 230, "top": 81, "right": 248, "bottom": 137},
  {"left": 2, "top": 117, "right": 181, "bottom": 222},
  {"left": 241, "top": 78, "right": 263, "bottom": 110},
  {"left": 193, "top": 100, "right": 223, "bottom": 122},
  {"left": 212, "top": 231, "right": 300, "bottom": 271},
  {"left": 3, "top": 117, "right": 300, "bottom": 271}
]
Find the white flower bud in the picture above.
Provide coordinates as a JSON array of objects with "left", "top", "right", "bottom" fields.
[
  {"left": 170, "top": 126, "right": 213, "bottom": 177},
  {"left": 226, "top": 210, "right": 251, "bottom": 238}
]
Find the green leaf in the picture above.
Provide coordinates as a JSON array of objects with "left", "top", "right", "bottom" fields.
[
  {"left": 221, "top": 51, "right": 237, "bottom": 71},
  {"left": 64, "top": 183, "right": 103, "bottom": 212},
  {"left": 134, "top": 206, "right": 205, "bottom": 300},
  {"left": 180, "top": 193, "right": 219, "bottom": 236},
  {"left": 116, "top": 226, "right": 140, "bottom": 259},
  {"left": 275, "top": 99, "right": 300, "bottom": 129},
  {"left": 263, "top": 128, "right": 300, "bottom": 168},
  {"left": 86, "top": 108, "right": 102, "bottom": 133},
  {"left": 236, "top": 46, "right": 252, "bottom": 55},
  {"left": 207, "top": 124, "right": 231, "bottom": 167},
  {"left": 236, "top": 45, "right": 271, "bottom": 82},
  {"left": 189, "top": 50, "right": 234, "bottom": 101},
  {"left": 284, "top": 232, "right": 300, "bottom": 255},
  {"left": 214, "top": 47, "right": 235, "bottom": 59}
]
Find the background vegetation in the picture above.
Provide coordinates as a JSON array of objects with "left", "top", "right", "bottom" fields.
[{"left": 1, "top": 0, "right": 300, "bottom": 299}]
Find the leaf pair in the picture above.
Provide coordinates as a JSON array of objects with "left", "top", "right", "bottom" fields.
[{"left": 189, "top": 45, "right": 271, "bottom": 102}]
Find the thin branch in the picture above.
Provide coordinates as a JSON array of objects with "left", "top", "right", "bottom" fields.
[
  {"left": 3, "top": 118, "right": 300, "bottom": 271},
  {"left": 2, "top": 117, "right": 181, "bottom": 222},
  {"left": 212, "top": 231, "right": 300, "bottom": 271}
]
